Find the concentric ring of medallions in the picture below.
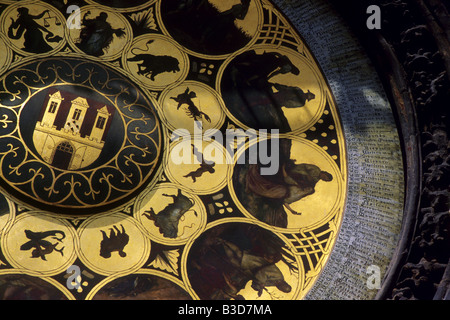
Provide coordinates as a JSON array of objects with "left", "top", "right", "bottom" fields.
[{"left": 0, "top": 0, "right": 353, "bottom": 302}]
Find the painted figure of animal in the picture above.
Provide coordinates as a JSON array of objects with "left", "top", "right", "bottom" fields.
[
  {"left": 20, "top": 230, "right": 66, "bottom": 261},
  {"left": 142, "top": 189, "right": 196, "bottom": 239},
  {"left": 127, "top": 40, "right": 180, "bottom": 81},
  {"left": 99, "top": 225, "right": 129, "bottom": 259}
]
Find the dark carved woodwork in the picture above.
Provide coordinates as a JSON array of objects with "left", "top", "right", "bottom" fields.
[{"left": 329, "top": 0, "right": 450, "bottom": 300}]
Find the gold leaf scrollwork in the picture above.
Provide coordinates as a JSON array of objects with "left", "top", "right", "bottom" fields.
[{"left": 0, "top": 115, "right": 12, "bottom": 128}]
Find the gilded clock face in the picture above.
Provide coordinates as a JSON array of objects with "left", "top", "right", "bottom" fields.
[{"left": 0, "top": 0, "right": 404, "bottom": 301}]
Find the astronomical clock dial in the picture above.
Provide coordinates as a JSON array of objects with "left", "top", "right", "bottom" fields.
[{"left": 0, "top": 0, "right": 405, "bottom": 301}]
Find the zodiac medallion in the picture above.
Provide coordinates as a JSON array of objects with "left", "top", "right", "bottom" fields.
[
  {"left": 67, "top": 6, "right": 132, "bottom": 60},
  {"left": 2, "top": 212, "right": 77, "bottom": 276},
  {"left": 0, "top": 2, "right": 66, "bottom": 56},
  {"left": 123, "top": 34, "right": 189, "bottom": 90}
]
